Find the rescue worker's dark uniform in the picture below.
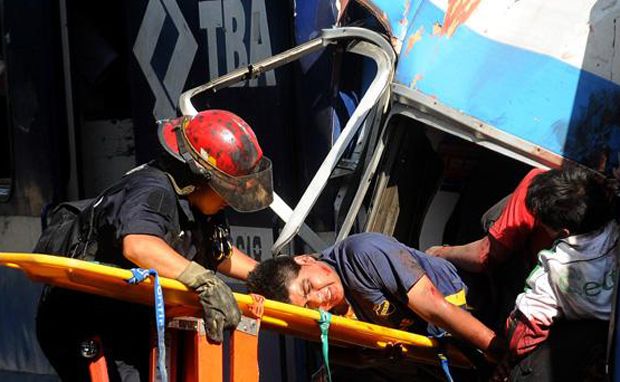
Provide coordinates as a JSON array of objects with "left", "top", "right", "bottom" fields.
[{"left": 36, "top": 164, "right": 230, "bottom": 381}]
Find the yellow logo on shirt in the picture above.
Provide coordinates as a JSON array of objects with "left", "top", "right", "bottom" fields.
[{"left": 373, "top": 300, "right": 395, "bottom": 317}]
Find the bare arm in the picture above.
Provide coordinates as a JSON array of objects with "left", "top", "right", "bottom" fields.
[
  {"left": 216, "top": 245, "right": 258, "bottom": 281},
  {"left": 123, "top": 234, "right": 190, "bottom": 278},
  {"left": 425, "top": 237, "right": 492, "bottom": 272},
  {"left": 123, "top": 234, "right": 256, "bottom": 281},
  {"left": 407, "top": 274, "right": 502, "bottom": 360}
]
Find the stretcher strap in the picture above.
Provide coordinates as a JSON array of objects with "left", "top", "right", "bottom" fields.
[
  {"left": 318, "top": 309, "right": 332, "bottom": 382},
  {"left": 438, "top": 353, "right": 454, "bottom": 382},
  {"left": 127, "top": 268, "right": 168, "bottom": 382}
]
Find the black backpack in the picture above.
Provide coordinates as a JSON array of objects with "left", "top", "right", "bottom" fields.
[
  {"left": 33, "top": 198, "right": 100, "bottom": 260},
  {"left": 33, "top": 166, "right": 139, "bottom": 260}
]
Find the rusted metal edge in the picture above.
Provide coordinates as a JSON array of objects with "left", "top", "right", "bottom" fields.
[{"left": 391, "top": 83, "right": 565, "bottom": 170}]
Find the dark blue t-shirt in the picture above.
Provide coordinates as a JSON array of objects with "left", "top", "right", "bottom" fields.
[
  {"left": 91, "top": 164, "right": 226, "bottom": 271},
  {"left": 319, "top": 232, "right": 466, "bottom": 336}
]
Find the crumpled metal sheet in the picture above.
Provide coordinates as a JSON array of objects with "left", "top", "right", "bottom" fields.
[{"left": 353, "top": 0, "right": 620, "bottom": 173}]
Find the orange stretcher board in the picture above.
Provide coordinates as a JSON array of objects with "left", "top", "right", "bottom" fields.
[{"left": 0, "top": 252, "right": 474, "bottom": 368}]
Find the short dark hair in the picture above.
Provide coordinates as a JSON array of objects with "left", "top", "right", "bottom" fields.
[
  {"left": 526, "top": 166, "right": 615, "bottom": 235},
  {"left": 246, "top": 256, "right": 301, "bottom": 303}
]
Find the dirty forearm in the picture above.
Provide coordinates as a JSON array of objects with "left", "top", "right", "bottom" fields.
[
  {"left": 122, "top": 234, "right": 190, "bottom": 279},
  {"left": 216, "top": 245, "right": 258, "bottom": 281},
  {"left": 426, "top": 237, "right": 491, "bottom": 272},
  {"left": 408, "top": 275, "right": 502, "bottom": 360},
  {"left": 432, "top": 301, "right": 500, "bottom": 358}
]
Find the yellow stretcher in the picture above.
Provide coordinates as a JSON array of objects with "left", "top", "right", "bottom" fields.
[{"left": 0, "top": 252, "right": 475, "bottom": 370}]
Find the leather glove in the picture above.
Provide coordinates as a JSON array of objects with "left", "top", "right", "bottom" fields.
[{"left": 177, "top": 261, "right": 241, "bottom": 343}]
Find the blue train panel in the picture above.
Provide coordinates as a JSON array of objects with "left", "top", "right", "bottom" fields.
[{"left": 362, "top": 0, "right": 620, "bottom": 174}]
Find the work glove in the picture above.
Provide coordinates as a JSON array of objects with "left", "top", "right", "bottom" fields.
[{"left": 176, "top": 261, "right": 241, "bottom": 343}]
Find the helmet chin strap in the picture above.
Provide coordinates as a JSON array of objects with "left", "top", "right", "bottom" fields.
[
  {"left": 173, "top": 123, "right": 212, "bottom": 182},
  {"left": 163, "top": 172, "right": 195, "bottom": 196}
]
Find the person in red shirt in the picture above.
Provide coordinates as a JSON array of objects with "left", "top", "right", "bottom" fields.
[
  {"left": 426, "top": 168, "right": 557, "bottom": 338},
  {"left": 428, "top": 166, "right": 616, "bottom": 381},
  {"left": 426, "top": 168, "right": 552, "bottom": 272}
]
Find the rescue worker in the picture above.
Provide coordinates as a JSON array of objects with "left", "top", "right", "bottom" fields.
[{"left": 35, "top": 110, "right": 273, "bottom": 381}]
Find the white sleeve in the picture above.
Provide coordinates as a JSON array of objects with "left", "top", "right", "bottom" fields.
[{"left": 514, "top": 251, "right": 561, "bottom": 326}]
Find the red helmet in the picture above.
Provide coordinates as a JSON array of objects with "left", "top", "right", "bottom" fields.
[{"left": 158, "top": 110, "right": 273, "bottom": 212}]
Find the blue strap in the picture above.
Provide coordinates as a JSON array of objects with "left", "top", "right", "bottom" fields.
[
  {"left": 438, "top": 353, "right": 454, "bottom": 382},
  {"left": 127, "top": 268, "right": 168, "bottom": 382},
  {"left": 317, "top": 309, "right": 332, "bottom": 382}
]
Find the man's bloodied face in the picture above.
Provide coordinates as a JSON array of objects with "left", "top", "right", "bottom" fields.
[{"left": 286, "top": 255, "right": 345, "bottom": 312}]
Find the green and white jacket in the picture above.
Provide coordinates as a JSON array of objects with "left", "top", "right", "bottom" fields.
[{"left": 515, "top": 220, "right": 620, "bottom": 326}]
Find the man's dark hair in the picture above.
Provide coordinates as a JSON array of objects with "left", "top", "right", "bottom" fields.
[
  {"left": 526, "top": 166, "right": 616, "bottom": 235},
  {"left": 247, "top": 256, "right": 301, "bottom": 303}
]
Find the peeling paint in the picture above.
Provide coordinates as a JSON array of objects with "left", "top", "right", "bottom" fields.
[
  {"left": 441, "top": 0, "right": 482, "bottom": 37},
  {"left": 405, "top": 26, "right": 424, "bottom": 55},
  {"left": 399, "top": 0, "right": 411, "bottom": 27},
  {"left": 409, "top": 73, "right": 423, "bottom": 88},
  {"left": 432, "top": 22, "right": 442, "bottom": 36}
]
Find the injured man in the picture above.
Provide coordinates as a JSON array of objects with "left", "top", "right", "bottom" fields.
[{"left": 247, "top": 232, "right": 504, "bottom": 361}]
